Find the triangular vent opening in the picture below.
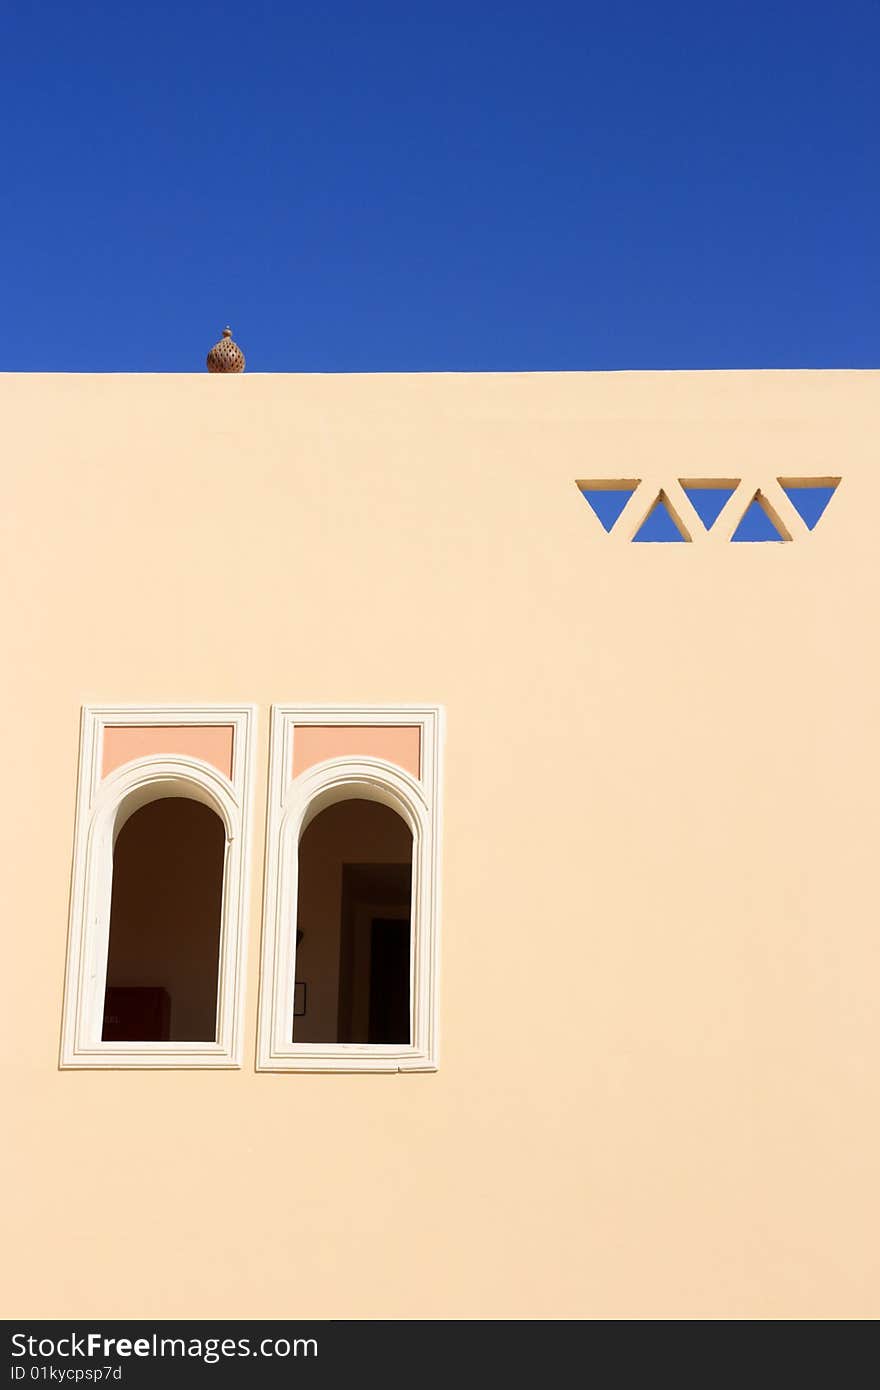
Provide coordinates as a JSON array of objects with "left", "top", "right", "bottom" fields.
[
  {"left": 632, "top": 490, "right": 690, "bottom": 542},
  {"left": 679, "top": 479, "right": 740, "bottom": 530},
  {"left": 731, "top": 491, "right": 789, "bottom": 542},
  {"left": 777, "top": 478, "right": 840, "bottom": 531},
  {"left": 577, "top": 480, "right": 639, "bottom": 533}
]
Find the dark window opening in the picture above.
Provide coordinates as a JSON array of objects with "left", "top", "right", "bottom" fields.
[
  {"left": 293, "top": 799, "right": 413, "bottom": 1045},
  {"left": 102, "top": 797, "right": 225, "bottom": 1042}
]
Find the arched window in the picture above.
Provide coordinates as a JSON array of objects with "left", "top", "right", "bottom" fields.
[
  {"left": 103, "top": 797, "right": 226, "bottom": 1042},
  {"left": 258, "top": 705, "right": 443, "bottom": 1072},
  {"left": 61, "top": 705, "right": 256, "bottom": 1068},
  {"left": 294, "top": 798, "right": 413, "bottom": 1046}
]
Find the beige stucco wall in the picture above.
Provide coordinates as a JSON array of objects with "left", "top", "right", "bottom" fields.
[{"left": 1, "top": 369, "right": 878, "bottom": 1319}]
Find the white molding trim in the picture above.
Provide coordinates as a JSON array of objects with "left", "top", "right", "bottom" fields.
[
  {"left": 258, "top": 705, "right": 444, "bottom": 1073},
  {"left": 60, "top": 704, "right": 257, "bottom": 1069}
]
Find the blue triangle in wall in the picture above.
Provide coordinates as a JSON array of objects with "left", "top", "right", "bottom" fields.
[
  {"left": 632, "top": 492, "right": 688, "bottom": 542},
  {"left": 578, "top": 484, "right": 638, "bottom": 533},
  {"left": 731, "top": 494, "right": 786, "bottom": 542},
  {"left": 778, "top": 480, "right": 839, "bottom": 530},
  {"left": 680, "top": 483, "right": 738, "bottom": 529}
]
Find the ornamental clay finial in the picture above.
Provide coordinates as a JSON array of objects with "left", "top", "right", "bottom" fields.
[{"left": 206, "top": 326, "right": 245, "bottom": 373}]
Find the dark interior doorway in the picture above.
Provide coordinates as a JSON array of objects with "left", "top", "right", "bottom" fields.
[{"left": 367, "top": 918, "right": 411, "bottom": 1043}]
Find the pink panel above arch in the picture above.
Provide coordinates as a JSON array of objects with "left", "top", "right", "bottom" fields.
[
  {"left": 292, "top": 725, "right": 421, "bottom": 780},
  {"left": 101, "top": 725, "right": 235, "bottom": 780}
]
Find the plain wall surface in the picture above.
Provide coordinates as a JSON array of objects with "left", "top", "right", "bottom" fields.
[{"left": 1, "top": 369, "right": 878, "bottom": 1319}]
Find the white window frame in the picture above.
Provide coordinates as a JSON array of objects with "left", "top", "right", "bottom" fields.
[
  {"left": 258, "top": 704, "right": 444, "bottom": 1072},
  {"left": 60, "top": 704, "right": 256, "bottom": 1069}
]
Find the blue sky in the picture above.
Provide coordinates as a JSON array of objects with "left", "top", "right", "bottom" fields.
[{"left": 1, "top": 2, "right": 877, "bottom": 371}]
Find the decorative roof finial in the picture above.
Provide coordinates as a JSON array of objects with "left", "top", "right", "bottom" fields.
[{"left": 207, "top": 325, "right": 245, "bottom": 373}]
